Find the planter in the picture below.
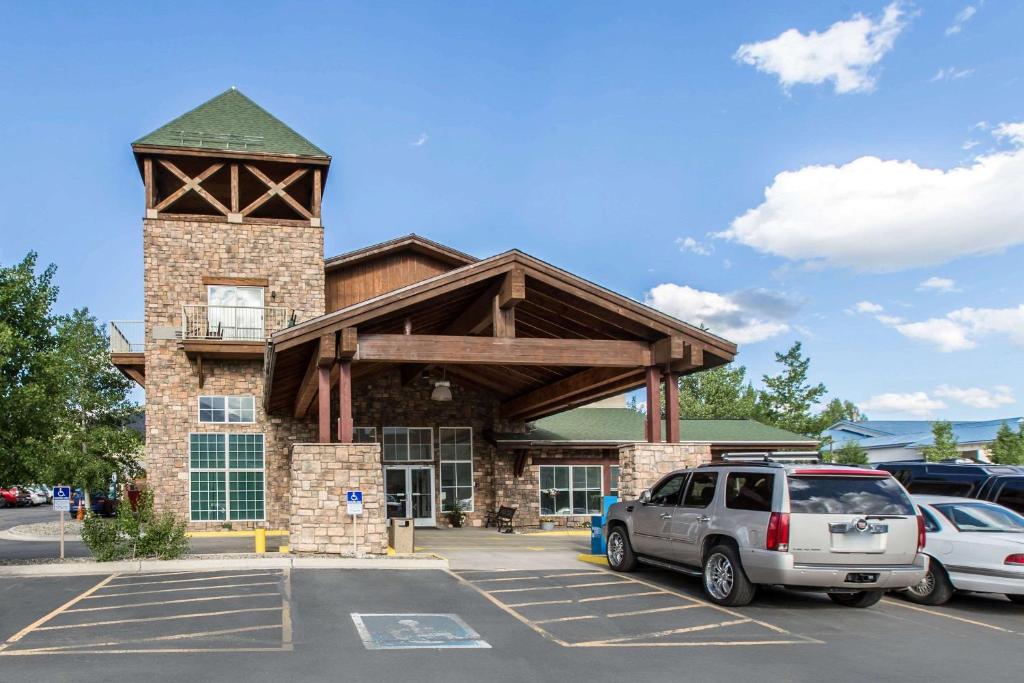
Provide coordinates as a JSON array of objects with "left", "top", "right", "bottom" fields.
[{"left": 539, "top": 521, "right": 555, "bottom": 531}]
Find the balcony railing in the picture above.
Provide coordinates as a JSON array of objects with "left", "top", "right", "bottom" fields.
[
  {"left": 182, "top": 305, "right": 294, "bottom": 342},
  {"left": 109, "top": 321, "right": 145, "bottom": 353}
]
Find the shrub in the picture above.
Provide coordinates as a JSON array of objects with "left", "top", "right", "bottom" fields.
[
  {"left": 833, "top": 440, "right": 870, "bottom": 466},
  {"left": 80, "top": 490, "right": 188, "bottom": 561}
]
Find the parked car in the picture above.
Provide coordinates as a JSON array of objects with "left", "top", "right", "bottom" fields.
[
  {"left": 0, "top": 487, "right": 16, "bottom": 508},
  {"left": 901, "top": 495, "right": 1024, "bottom": 606},
  {"left": 876, "top": 462, "right": 1024, "bottom": 514},
  {"left": 70, "top": 489, "right": 117, "bottom": 516},
  {"left": 605, "top": 461, "right": 927, "bottom": 607},
  {"left": 10, "top": 487, "right": 33, "bottom": 507},
  {"left": 24, "top": 487, "right": 47, "bottom": 506}
]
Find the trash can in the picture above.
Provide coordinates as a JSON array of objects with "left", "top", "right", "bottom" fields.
[
  {"left": 591, "top": 514, "right": 606, "bottom": 555},
  {"left": 389, "top": 518, "right": 415, "bottom": 554}
]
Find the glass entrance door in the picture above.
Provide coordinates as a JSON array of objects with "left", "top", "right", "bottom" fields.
[{"left": 384, "top": 466, "right": 435, "bottom": 527}]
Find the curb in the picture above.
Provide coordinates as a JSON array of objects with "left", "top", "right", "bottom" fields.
[
  {"left": 0, "top": 529, "right": 83, "bottom": 543},
  {"left": 0, "top": 555, "right": 449, "bottom": 577},
  {"left": 520, "top": 529, "right": 590, "bottom": 537},
  {"left": 577, "top": 553, "right": 609, "bottom": 567}
]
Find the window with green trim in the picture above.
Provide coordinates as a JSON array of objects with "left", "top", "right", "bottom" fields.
[{"left": 189, "top": 433, "right": 265, "bottom": 521}]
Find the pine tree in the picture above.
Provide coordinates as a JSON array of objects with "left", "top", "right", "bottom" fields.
[
  {"left": 759, "top": 342, "right": 827, "bottom": 437},
  {"left": 674, "top": 364, "right": 760, "bottom": 420},
  {"left": 989, "top": 421, "right": 1024, "bottom": 465},
  {"left": 832, "top": 440, "right": 870, "bottom": 466},
  {"left": 923, "top": 421, "right": 959, "bottom": 462}
]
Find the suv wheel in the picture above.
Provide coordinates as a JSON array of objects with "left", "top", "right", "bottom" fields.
[
  {"left": 904, "top": 560, "right": 955, "bottom": 606},
  {"left": 828, "top": 590, "right": 884, "bottom": 608},
  {"left": 606, "top": 526, "right": 637, "bottom": 572},
  {"left": 702, "top": 544, "right": 756, "bottom": 606}
]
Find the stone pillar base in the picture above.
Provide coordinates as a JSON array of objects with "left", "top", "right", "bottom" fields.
[
  {"left": 289, "top": 443, "right": 388, "bottom": 556},
  {"left": 617, "top": 442, "right": 712, "bottom": 499}
]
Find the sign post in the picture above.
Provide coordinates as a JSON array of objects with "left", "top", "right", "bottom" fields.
[
  {"left": 346, "top": 491, "right": 363, "bottom": 557},
  {"left": 52, "top": 486, "right": 71, "bottom": 560}
]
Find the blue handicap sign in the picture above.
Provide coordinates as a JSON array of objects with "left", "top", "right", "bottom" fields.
[
  {"left": 53, "top": 486, "right": 71, "bottom": 500},
  {"left": 347, "top": 491, "right": 363, "bottom": 503}
]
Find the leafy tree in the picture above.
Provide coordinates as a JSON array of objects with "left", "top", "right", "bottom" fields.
[
  {"left": 989, "top": 421, "right": 1024, "bottom": 465},
  {"left": 758, "top": 342, "right": 827, "bottom": 437},
  {"left": 923, "top": 421, "right": 959, "bottom": 462},
  {"left": 42, "top": 309, "right": 142, "bottom": 499},
  {"left": 831, "top": 440, "right": 870, "bottom": 466},
  {"left": 674, "top": 364, "right": 760, "bottom": 420},
  {"left": 0, "top": 252, "right": 62, "bottom": 484}
]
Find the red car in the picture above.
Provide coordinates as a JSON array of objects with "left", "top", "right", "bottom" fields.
[
  {"left": 0, "top": 487, "right": 16, "bottom": 507},
  {"left": 0, "top": 487, "right": 30, "bottom": 507}
]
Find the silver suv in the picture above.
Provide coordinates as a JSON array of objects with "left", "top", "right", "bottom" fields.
[{"left": 605, "top": 462, "right": 928, "bottom": 607}]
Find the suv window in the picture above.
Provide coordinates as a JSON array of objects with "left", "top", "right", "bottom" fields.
[
  {"left": 649, "top": 474, "right": 687, "bottom": 506},
  {"left": 994, "top": 481, "right": 1024, "bottom": 515},
  {"left": 681, "top": 472, "right": 718, "bottom": 508},
  {"left": 726, "top": 472, "right": 775, "bottom": 512},
  {"left": 909, "top": 480, "right": 975, "bottom": 497},
  {"left": 788, "top": 476, "right": 914, "bottom": 515}
]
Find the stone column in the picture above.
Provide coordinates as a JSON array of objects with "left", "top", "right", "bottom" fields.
[{"left": 616, "top": 442, "right": 712, "bottom": 499}]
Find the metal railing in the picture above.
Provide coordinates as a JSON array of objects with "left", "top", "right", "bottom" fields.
[
  {"left": 181, "top": 305, "right": 294, "bottom": 342},
  {"left": 109, "top": 321, "right": 145, "bottom": 353}
]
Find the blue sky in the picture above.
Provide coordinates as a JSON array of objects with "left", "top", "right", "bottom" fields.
[{"left": 1, "top": 1, "right": 1021, "bottom": 420}]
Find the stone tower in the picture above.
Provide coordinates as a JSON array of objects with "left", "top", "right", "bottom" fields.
[{"left": 126, "top": 88, "right": 329, "bottom": 529}]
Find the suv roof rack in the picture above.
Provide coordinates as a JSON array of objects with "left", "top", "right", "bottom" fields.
[{"left": 713, "top": 452, "right": 822, "bottom": 465}]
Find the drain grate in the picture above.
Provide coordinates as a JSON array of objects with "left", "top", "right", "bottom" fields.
[{"left": 350, "top": 613, "right": 491, "bottom": 650}]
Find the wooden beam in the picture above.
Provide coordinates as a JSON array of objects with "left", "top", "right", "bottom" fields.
[
  {"left": 132, "top": 143, "right": 330, "bottom": 167},
  {"left": 318, "top": 332, "right": 336, "bottom": 367},
  {"left": 652, "top": 335, "right": 685, "bottom": 366},
  {"left": 294, "top": 340, "right": 320, "bottom": 418},
  {"left": 312, "top": 168, "right": 322, "bottom": 218},
  {"left": 498, "top": 268, "right": 526, "bottom": 309},
  {"left": 317, "top": 365, "right": 331, "bottom": 443},
  {"left": 664, "top": 371, "right": 679, "bottom": 443},
  {"left": 143, "top": 157, "right": 154, "bottom": 210},
  {"left": 492, "top": 295, "right": 515, "bottom": 338},
  {"left": 230, "top": 163, "right": 240, "bottom": 213},
  {"left": 356, "top": 334, "right": 651, "bottom": 367},
  {"left": 645, "top": 366, "right": 661, "bottom": 444},
  {"left": 500, "top": 367, "right": 641, "bottom": 419},
  {"left": 241, "top": 166, "right": 311, "bottom": 218},
  {"left": 155, "top": 160, "right": 229, "bottom": 215},
  {"left": 202, "top": 276, "right": 269, "bottom": 287},
  {"left": 445, "top": 280, "right": 503, "bottom": 336},
  {"left": 337, "top": 360, "right": 353, "bottom": 443},
  {"left": 338, "top": 327, "right": 357, "bottom": 359}
]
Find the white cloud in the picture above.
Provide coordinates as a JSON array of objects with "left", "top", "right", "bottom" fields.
[
  {"left": 962, "top": 139, "right": 980, "bottom": 151},
  {"left": 917, "top": 276, "right": 959, "bottom": 293},
  {"left": 676, "top": 236, "right": 714, "bottom": 256},
  {"left": 644, "top": 284, "right": 799, "bottom": 344},
  {"left": 411, "top": 133, "right": 429, "bottom": 147},
  {"left": 866, "top": 304, "right": 1024, "bottom": 352},
  {"left": 733, "top": 2, "right": 909, "bottom": 94},
  {"left": 893, "top": 317, "right": 975, "bottom": 352},
  {"left": 854, "top": 301, "right": 884, "bottom": 314},
  {"left": 994, "top": 122, "right": 1024, "bottom": 146},
  {"left": 930, "top": 66, "right": 974, "bottom": 82},
  {"left": 935, "top": 384, "right": 1014, "bottom": 409},
  {"left": 718, "top": 126, "right": 1024, "bottom": 271},
  {"left": 861, "top": 392, "right": 946, "bottom": 418},
  {"left": 946, "top": 5, "right": 979, "bottom": 36}
]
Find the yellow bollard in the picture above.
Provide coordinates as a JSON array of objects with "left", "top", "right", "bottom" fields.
[{"left": 254, "top": 528, "right": 267, "bottom": 554}]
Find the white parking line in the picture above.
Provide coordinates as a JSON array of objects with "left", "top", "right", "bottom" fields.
[
  {"left": 65, "top": 592, "right": 280, "bottom": 613},
  {"left": 881, "top": 599, "right": 1019, "bottom": 635},
  {"left": 99, "top": 572, "right": 280, "bottom": 588},
  {"left": 533, "top": 615, "right": 599, "bottom": 625},
  {"left": 34, "top": 606, "right": 282, "bottom": 631},
  {"left": 564, "top": 580, "right": 630, "bottom": 589},
  {"left": 85, "top": 581, "right": 280, "bottom": 598},
  {"left": 575, "top": 619, "right": 751, "bottom": 646},
  {"left": 606, "top": 604, "right": 704, "bottom": 618},
  {"left": 505, "top": 599, "right": 574, "bottom": 608},
  {"left": 471, "top": 576, "right": 544, "bottom": 584},
  {"left": 578, "top": 590, "right": 667, "bottom": 603}
]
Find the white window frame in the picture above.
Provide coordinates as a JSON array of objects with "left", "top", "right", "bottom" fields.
[
  {"left": 609, "top": 465, "right": 621, "bottom": 499},
  {"left": 354, "top": 426, "right": 378, "bottom": 443},
  {"left": 188, "top": 432, "right": 266, "bottom": 522},
  {"left": 198, "top": 395, "right": 256, "bottom": 424},
  {"left": 439, "top": 427, "right": 474, "bottom": 512},
  {"left": 381, "top": 427, "right": 434, "bottom": 462},
  {"left": 206, "top": 285, "right": 265, "bottom": 341},
  {"left": 539, "top": 465, "right": 604, "bottom": 517}
]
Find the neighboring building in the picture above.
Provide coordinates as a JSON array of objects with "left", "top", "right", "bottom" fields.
[
  {"left": 110, "top": 89, "right": 745, "bottom": 554},
  {"left": 824, "top": 418, "right": 1024, "bottom": 464}
]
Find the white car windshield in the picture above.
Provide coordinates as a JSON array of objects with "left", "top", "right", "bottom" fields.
[{"left": 932, "top": 502, "right": 1024, "bottom": 532}]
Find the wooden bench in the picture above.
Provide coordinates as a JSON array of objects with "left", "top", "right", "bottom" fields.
[{"left": 484, "top": 506, "right": 517, "bottom": 532}]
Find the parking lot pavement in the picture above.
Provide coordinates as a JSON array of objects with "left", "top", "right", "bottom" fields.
[{"left": 0, "top": 569, "right": 291, "bottom": 656}]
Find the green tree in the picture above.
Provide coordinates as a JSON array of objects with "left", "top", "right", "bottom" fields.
[
  {"left": 831, "top": 440, "right": 870, "bottom": 466},
  {"left": 758, "top": 342, "right": 828, "bottom": 437},
  {"left": 989, "top": 421, "right": 1024, "bottom": 465},
  {"left": 923, "top": 421, "right": 959, "bottom": 462},
  {"left": 674, "top": 364, "right": 760, "bottom": 420},
  {"left": 0, "top": 252, "right": 62, "bottom": 484},
  {"left": 43, "top": 309, "right": 143, "bottom": 499}
]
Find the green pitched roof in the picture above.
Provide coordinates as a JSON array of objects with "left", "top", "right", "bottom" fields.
[
  {"left": 497, "top": 408, "right": 817, "bottom": 445},
  {"left": 133, "top": 88, "right": 328, "bottom": 159}
]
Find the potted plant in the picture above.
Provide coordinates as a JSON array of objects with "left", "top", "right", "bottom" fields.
[
  {"left": 539, "top": 517, "right": 556, "bottom": 531},
  {"left": 445, "top": 499, "right": 466, "bottom": 528}
]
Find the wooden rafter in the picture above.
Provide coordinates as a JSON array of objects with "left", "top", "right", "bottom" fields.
[
  {"left": 241, "top": 165, "right": 311, "bottom": 218},
  {"left": 154, "top": 160, "right": 229, "bottom": 215},
  {"left": 500, "top": 366, "right": 641, "bottom": 420}
]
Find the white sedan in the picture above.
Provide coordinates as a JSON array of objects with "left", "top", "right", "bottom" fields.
[{"left": 903, "top": 495, "right": 1024, "bottom": 605}]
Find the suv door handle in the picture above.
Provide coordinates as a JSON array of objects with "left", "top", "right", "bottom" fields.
[{"left": 698, "top": 515, "right": 711, "bottom": 523}]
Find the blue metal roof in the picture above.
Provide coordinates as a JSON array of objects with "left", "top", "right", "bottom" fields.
[{"left": 829, "top": 417, "right": 1023, "bottom": 450}]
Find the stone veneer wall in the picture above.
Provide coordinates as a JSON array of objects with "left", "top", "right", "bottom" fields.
[
  {"left": 289, "top": 443, "right": 388, "bottom": 555},
  {"left": 143, "top": 216, "right": 324, "bottom": 530},
  {"left": 347, "top": 369, "right": 526, "bottom": 527},
  {"left": 616, "top": 442, "right": 713, "bottom": 499}
]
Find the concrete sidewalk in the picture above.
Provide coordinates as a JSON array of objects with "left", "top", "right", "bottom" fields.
[{"left": 415, "top": 527, "right": 590, "bottom": 570}]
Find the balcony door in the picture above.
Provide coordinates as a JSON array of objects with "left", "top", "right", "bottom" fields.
[{"left": 207, "top": 285, "right": 264, "bottom": 341}]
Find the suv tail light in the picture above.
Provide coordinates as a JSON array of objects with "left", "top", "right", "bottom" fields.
[
  {"left": 1005, "top": 554, "right": 1024, "bottom": 566},
  {"left": 766, "top": 512, "right": 790, "bottom": 552},
  {"left": 917, "top": 515, "right": 927, "bottom": 552}
]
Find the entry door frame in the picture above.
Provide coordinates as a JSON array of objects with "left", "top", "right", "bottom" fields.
[{"left": 385, "top": 465, "right": 437, "bottom": 527}]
